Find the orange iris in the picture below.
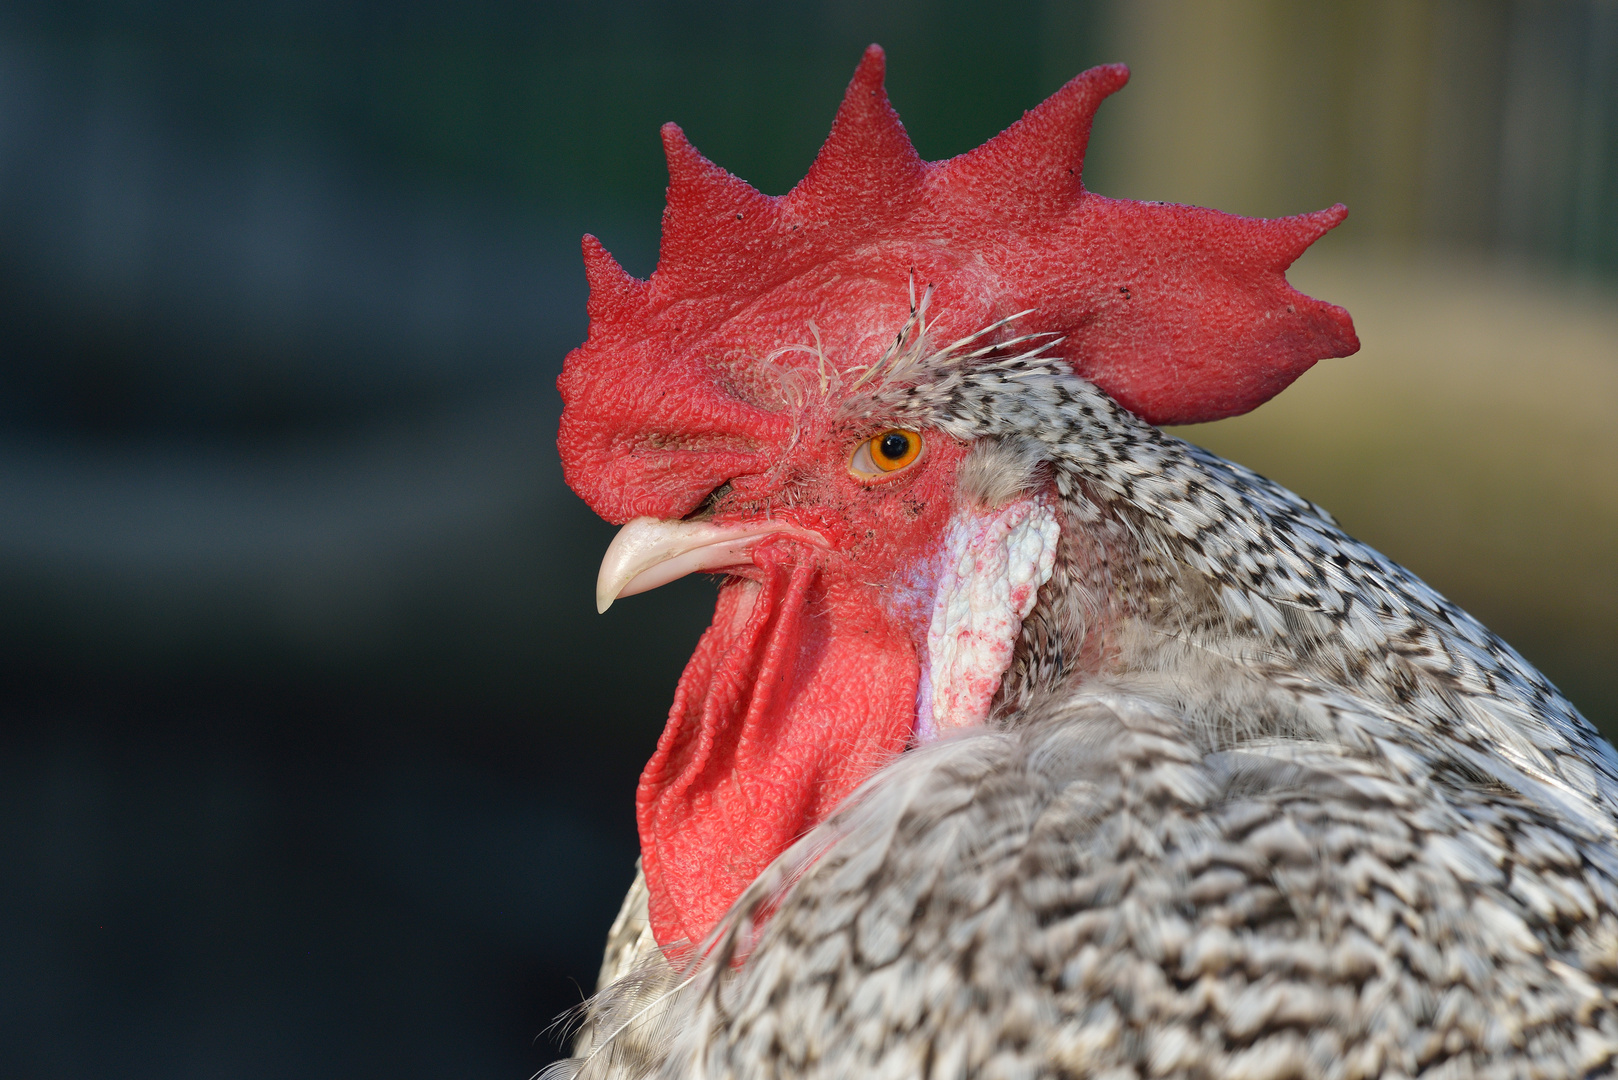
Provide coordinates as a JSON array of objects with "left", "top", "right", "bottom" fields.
[{"left": 869, "top": 430, "right": 921, "bottom": 471}]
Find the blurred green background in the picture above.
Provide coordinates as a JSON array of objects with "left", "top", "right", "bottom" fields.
[{"left": 0, "top": 2, "right": 1611, "bottom": 1077}]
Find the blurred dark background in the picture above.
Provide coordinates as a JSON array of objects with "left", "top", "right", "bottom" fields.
[{"left": 0, "top": 2, "right": 1612, "bottom": 1077}]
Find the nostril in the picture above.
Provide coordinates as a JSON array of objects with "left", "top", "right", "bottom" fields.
[
  {"left": 560, "top": 392, "right": 787, "bottom": 523},
  {"left": 684, "top": 481, "right": 735, "bottom": 522},
  {"left": 632, "top": 432, "right": 761, "bottom": 454}
]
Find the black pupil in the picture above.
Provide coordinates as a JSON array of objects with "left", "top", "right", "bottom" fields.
[{"left": 878, "top": 432, "right": 911, "bottom": 461}]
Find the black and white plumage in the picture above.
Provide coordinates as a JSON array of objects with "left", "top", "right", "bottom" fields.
[{"left": 552, "top": 333, "right": 1618, "bottom": 1080}]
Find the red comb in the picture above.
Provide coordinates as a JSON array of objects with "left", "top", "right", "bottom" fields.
[{"left": 559, "top": 45, "right": 1358, "bottom": 523}]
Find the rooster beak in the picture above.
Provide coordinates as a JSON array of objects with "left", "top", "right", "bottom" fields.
[{"left": 595, "top": 516, "right": 828, "bottom": 613}]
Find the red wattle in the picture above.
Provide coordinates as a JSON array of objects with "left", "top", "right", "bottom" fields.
[{"left": 636, "top": 540, "right": 919, "bottom": 950}]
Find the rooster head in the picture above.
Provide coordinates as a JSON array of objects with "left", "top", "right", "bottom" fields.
[{"left": 557, "top": 45, "right": 1358, "bottom": 950}]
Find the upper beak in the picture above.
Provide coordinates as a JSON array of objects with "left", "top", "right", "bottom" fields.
[{"left": 595, "top": 516, "right": 828, "bottom": 613}]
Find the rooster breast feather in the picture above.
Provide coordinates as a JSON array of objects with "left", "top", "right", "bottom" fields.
[{"left": 596, "top": 693, "right": 1618, "bottom": 1079}]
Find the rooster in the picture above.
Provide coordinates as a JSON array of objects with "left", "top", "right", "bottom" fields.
[{"left": 550, "top": 47, "right": 1618, "bottom": 1079}]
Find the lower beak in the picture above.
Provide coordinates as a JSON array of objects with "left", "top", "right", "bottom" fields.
[{"left": 595, "top": 516, "right": 827, "bottom": 613}]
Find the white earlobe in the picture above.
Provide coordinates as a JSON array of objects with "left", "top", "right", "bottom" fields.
[{"left": 916, "top": 495, "right": 1060, "bottom": 739}]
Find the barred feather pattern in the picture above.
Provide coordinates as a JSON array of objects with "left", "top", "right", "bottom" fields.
[{"left": 550, "top": 340, "right": 1618, "bottom": 1080}]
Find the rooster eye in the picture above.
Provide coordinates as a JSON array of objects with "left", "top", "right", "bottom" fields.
[{"left": 850, "top": 429, "right": 923, "bottom": 479}]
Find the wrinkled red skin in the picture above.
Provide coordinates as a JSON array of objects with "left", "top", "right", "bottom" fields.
[{"left": 638, "top": 431, "right": 969, "bottom": 950}]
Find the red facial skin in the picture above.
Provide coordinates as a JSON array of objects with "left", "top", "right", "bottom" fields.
[{"left": 636, "top": 424, "right": 969, "bottom": 950}]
